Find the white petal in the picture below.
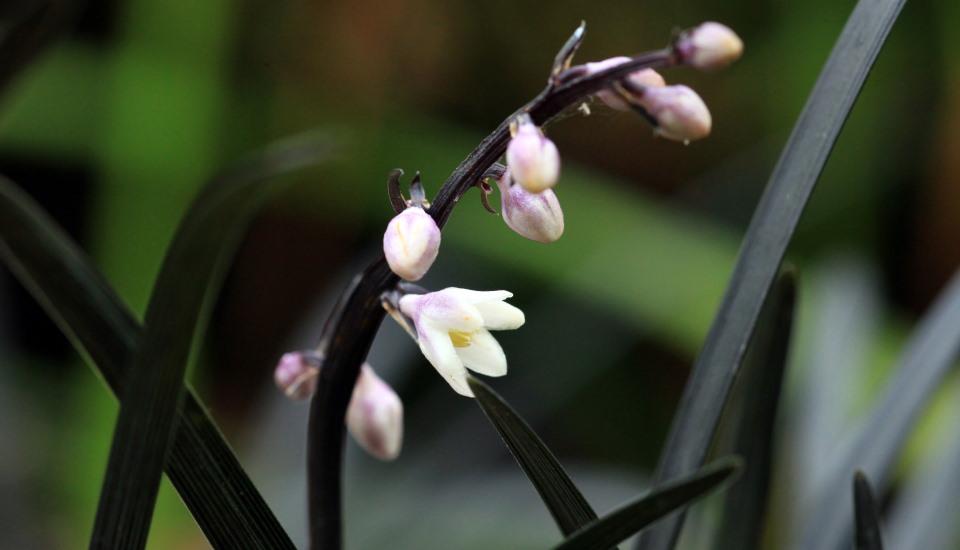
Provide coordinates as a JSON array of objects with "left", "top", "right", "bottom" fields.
[
  {"left": 441, "top": 288, "right": 512, "bottom": 305},
  {"left": 475, "top": 301, "right": 525, "bottom": 330},
  {"left": 456, "top": 329, "right": 507, "bottom": 377},
  {"left": 417, "top": 322, "right": 464, "bottom": 378},
  {"left": 444, "top": 369, "right": 474, "bottom": 397},
  {"left": 411, "top": 292, "right": 484, "bottom": 332}
]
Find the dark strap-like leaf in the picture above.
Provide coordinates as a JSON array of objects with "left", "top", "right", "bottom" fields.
[
  {"left": 554, "top": 458, "right": 741, "bottom": 550},
  {"left": 854, "top": 472, "right": 885, "bottom": 550},
  {"left": 714, "top": 269, "right": 795, "bottom": 549},
  {"left": 90, "top": 132, "right": 330, "bottom": 549},
  {"left": 636, "top": 0, "right": 909, "bottom": 546},
  {"left": 794, "top": 264, "right": 960, "bottom": 550},
  {"left": 468, "top": 376, "right": 598, "bottom": 535},
  {"left": 0, "top": 174, "right": 300, "bottom": 547}
]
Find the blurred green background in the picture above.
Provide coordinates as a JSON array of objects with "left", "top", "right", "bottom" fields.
[{"left": 2, "top": 0, "right": 959, "bottom": 548}]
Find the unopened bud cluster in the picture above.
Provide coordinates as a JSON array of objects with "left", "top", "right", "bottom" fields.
[{"left": 577, "top": 21, "right": 740, "bottom": 143}]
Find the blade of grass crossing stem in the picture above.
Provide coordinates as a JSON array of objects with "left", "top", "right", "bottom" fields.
[
  {"left": 853, "top": 472, "right": 885, "bottom": 550},
  {"left": 90, "top": 133, "right": 331, "bottom": 549},
  {"left": 469, "top": 376, "right": 598, "bottom": 535},
  {"left": 795, "top": 265, "right": 960, "bottom": 550},
  {"left": 636, "top": 0, "right": 909, "bottom": 547},
  {"left": 714, "top": 269, "right": 795, "bottom": 550},
  {"left": 553, "top": 458, "right": 741, "bottom": 550},
  {"left": 0, "top": 176, "right": 297, "bottom": 547}
]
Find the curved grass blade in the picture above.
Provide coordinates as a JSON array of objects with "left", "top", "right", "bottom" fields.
[
  {"left": 794, "top": 265, "right": 960, "bottom": 550},
  {"left": 884, "top": 384, "right": 960, "bottom": 550},
  {"left": 714, "top": 269, "right": 795, "bottom": 550},
  {"left": 854, "top": 472, "right": 884, "bottom": 550},
  {"left": 0, "top": 0, "right": 78, "bottom": 98},
  {"left": 553, "top": 458, "right": 741, "bottom": 550},
  {"left": 637, "top": 0, "right": 909, "bottom": 547},
  {"left": 90, "top": 132, "right": 332, "bottom": 549},
  {"left": 0, "top": 176, "right": 297, "bottom": 548},
  {"left": 468, "top": 376, "right": 598, "bottom": 535}
]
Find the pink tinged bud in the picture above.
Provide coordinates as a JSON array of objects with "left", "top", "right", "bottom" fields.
[
  {"left": 506, "top": 118, "right": 560, "bottom": 194},
  {"left": 274, "top": 351, "right": 319, "bottom": 400},
  {"left": 586, "top": 57, "right": 666, "bottom": 111},
  {"left": 496, "top": 176, "right": 564, "bottom": 243},
  {"left": 383, "top": 207, "right": 441, "bottom": 281},
  {"left": 677, "top": 22, "right": 743, "bottom": 71},
  {"left": 637, "top": 85, "right": 712, "bottom": 143},
  {"left": 346, "top": 364, "right": 403, "bottom": 461}
]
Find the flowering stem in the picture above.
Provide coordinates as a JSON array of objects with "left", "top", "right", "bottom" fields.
[{"left": 306, "top": 36, "right": 677, "bottom": 550}]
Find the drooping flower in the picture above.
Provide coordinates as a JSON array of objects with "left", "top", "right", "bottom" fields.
[
  {"left": 584, "top": 56, "right": 666, "bottom": 112},
  {"left": 496, "top": 171, "right": 564, "bottom": 243},
  {"left": 398, "top": 288, "right": 525, "bottom": 397},
  {"left": 675, "top": 22, "right": 743, "bottom": 71},
  {"left": 383, "top": 206, "right": 441, "bottom": 281},
  {"left": 636, "top": 85, "right": 712, "bottom": 142},
  {"left": 506, "top": 115, "right": 560, "bottom": 194},
  {"left": 347, "top": 364, "right": 404, "bottom": 461}
]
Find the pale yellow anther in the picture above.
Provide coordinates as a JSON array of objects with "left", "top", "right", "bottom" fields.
[{"left": 449, "top": 331, "right": 476, "bottom": 348}]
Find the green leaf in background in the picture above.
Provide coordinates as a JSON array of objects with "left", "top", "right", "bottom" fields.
[
  {"left": 714, "top": 268, "right": 796, "bottom": 550},
  {"left": 795, "top": 264, "right": 960, "bottom": 550},
  {"left": 853, "top": 472, "right": 884, "bottom": 550},
  {"left": 469, "top": 376, "right": 599, "bottom": 536},
  {"left": 637, "top": 0, "right": 909, "bottom": 546},
  {"left": 552, "top": 458, "right": 741, "bottom": 550},
  {"left": 0, "top": 174, "right": 296, "bottom": 547}
]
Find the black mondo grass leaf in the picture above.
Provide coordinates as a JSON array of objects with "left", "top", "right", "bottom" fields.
[
  {"left": 637, "top": 0, "right": 909, "bottom": 547},
  {"left": 0, "top": 177, "right": 298, "bottom": 547},
  {"left": 89, "top": 132, "right": 332, "bottom": 549},
  {"left": 854, "top": 472, "right": 885, "bottom": 550},
  {"left": 552, "top": 458, "right": 742, "bottom": 550},
  {"left": 468, "top": 376, "right": 599, "bottom": 535},
  {"left": 714, "top": 268, "right": 796, "bottom": 550},
  {"left": 795, "top": 265, "right": 960, "bottom": 550}
]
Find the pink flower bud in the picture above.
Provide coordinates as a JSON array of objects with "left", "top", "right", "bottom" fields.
[
  {"left": 346, "top": 364, "right": 404, "bottom": 461},
  {"left": 637, "top": 85, "right": 712, "bottom": 142},
  {"left": 676, "top": 22, "right": 743, "bottom": 71},
  {"left": 586, "top": 57, "right": 666, "bottom": 111},
  {"left": 274, "top": 351, "right": 320, "bottom": 400},
  {"left": 383, "top": 207, "right": 441, "bottom": 281},
  {"left": 496, "top": 174, "right": 564, "bottom": 243},
  {"left": 506, "top": 117, "right": 560, "bottom": 194}
]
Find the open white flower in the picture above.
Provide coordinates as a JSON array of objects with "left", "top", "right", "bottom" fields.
[{"left": 398, "top": 288, "right": 525, "bottom": 397}]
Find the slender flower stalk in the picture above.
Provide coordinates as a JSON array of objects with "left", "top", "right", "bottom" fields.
[{"left": 305, "top": 22, "right": 726, "bottom": 548}]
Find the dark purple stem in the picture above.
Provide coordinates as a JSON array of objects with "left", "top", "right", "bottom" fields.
[{"left": 306, "top": 43, "right": 678, "bottom": 550}]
